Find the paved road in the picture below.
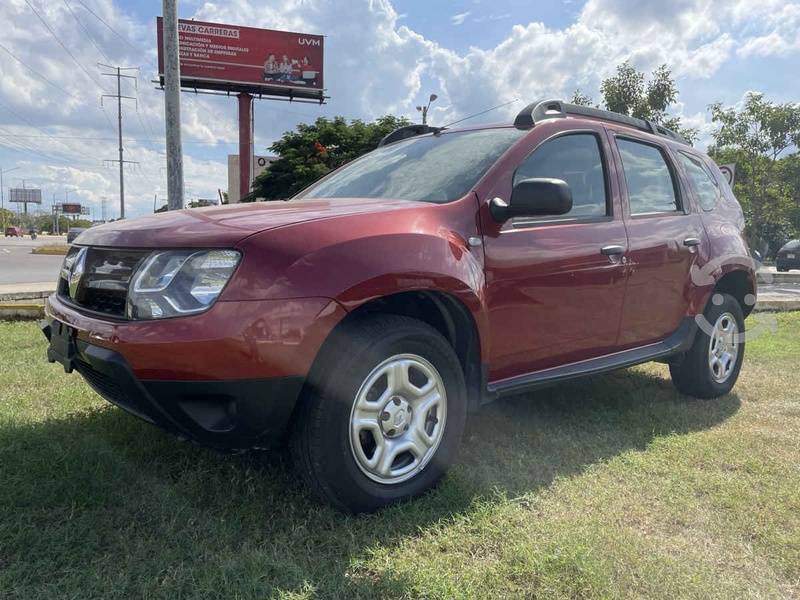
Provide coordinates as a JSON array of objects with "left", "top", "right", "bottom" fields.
[{"left": 0, "top": 236, "right": 65, "bottom": 285}]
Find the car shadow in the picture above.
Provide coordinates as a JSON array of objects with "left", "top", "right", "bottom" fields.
[{"left": 1, "top": 365, "right": 740, "bottom": 598}]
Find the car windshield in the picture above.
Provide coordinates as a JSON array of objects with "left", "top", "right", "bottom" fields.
[{"left": 296, "top": 128, "right": 524, "bottom": 203}]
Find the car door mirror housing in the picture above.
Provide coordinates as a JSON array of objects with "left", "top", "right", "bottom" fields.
[{"left": 490, "top": 178, "right": 573, "bottom": 222}]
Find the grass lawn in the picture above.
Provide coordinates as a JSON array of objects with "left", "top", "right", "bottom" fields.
[
  {"left": 29, "top": 245, "right": 69, "bottom": 256},
  {"left": 1, "top": 314, "right": 799, "bottom": 599}
]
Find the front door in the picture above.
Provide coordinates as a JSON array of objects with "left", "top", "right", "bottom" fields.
[
  {"left": 480, "top": 122, "right": 629, "bottom": 382},
  {"left": 607, "top": 131, "right": 707, "bottom": 347}
]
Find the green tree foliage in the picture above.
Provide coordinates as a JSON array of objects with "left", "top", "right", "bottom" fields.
[
  {"left": 709, "top": 93, "right": 800, "bottom": 256},
  {"left": 251, "top": 115, "right": 412, "bottom": 200},
  {"left": 571, "top": 62, "right": 696, "bottom": 143}
]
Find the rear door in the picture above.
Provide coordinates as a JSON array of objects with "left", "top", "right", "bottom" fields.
[
  {"left": 607, "top": 130, "right": 707, "bottom": 347},
  {"left": 480, "top": 121, "right": 629, "bottom": 381}
]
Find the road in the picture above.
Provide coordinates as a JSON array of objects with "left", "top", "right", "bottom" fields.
[{"left": 0, "top": 236, "right": 64, "bottom": 285}]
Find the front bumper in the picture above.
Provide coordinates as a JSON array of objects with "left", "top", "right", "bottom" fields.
[
  {"left": 42, "top": 293, "right": 348, "bottom": 449},
  {"left": 42, "top": 319, "right": 303, "bottom": 449}
]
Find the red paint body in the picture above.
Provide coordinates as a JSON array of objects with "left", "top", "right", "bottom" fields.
[{"left": 47, "top": 115, "right": 755, "bottom": 399}]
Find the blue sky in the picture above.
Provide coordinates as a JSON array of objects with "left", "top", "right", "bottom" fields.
[{"left": 1, "top": 0, "right": 798, "bottom": 218}]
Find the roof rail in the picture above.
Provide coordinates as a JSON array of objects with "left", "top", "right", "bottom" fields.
[
  {"left": 514, "top": 99, "right": 691, "bottom": 146},
  {"left": 378, "top": 124, "right": 443, "bottom": 147}
]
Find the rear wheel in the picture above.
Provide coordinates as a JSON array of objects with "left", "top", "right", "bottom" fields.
[
  {"left": 669, "top": 292, "right": 745, "bottom": 398},
  {"left": 290, "top": 315, "right": 466, "bottom": 513}
]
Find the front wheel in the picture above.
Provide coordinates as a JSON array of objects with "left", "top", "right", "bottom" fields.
[
  {"left": 290, "top": 315, "right": 467, "bottom": 513},
  {"left": 670, "top": 292, "right": 745, "bottom": 398}
]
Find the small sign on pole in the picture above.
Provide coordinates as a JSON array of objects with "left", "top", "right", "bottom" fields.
[{"left": 718, "top": 164, "right": 736, "bottom": 187}]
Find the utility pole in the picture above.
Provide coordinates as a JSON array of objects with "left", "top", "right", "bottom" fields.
[
  {"left": 100, "top": 64, "right": 140, "bottom": 219},
  {"left": 162, "top": 0, "right": 184, "bottom": 211}
]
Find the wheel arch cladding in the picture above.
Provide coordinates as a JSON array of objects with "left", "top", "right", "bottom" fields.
[
  {"left": 714, "top": 270, "right": 756, "bottom": 318},
  {"left": 311, "top": 290, "right": 484, "bottom": 412}
]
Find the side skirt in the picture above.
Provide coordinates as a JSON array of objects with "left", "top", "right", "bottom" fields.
[{"left": 485, "top": 317, "right": 697, "bottom": 399}]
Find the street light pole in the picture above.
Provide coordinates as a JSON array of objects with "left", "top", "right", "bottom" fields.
[{"left": 416, "top": 93, "right": 438, "bottom": 125}]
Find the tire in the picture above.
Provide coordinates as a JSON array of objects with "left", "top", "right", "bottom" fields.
[
  {"left": 669, "top": 292, "right": 745, "bottom": 399},
  {"left": 290, "top": 314, "right": 467, "bottom": 513}
]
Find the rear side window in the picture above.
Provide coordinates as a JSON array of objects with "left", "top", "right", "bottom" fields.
[
  {"left": 514, "top": 134, "right": 608, "bottom": 218},
  {"left": 616, "top": 138, "right": 679, "bottom": 214},
  {"left": 677, "top": 151, "right": 720, "bottom": 211}
]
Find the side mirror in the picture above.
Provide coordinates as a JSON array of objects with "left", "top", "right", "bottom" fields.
[{"left": 490, "top": 178, "right": 573, "bottom": 222}]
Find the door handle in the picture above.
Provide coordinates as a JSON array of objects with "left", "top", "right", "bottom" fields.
[
  {"left": 683, "top": 237, "right": 701, "bottom": 247},
  {"left": 600, "top": 245, "right": 625, "bottom": 256}
]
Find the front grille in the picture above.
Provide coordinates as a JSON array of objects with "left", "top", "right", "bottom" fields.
[
  {"left": 59, "top": 247, "right": 149, "bottom": 318},
  {"left": 75, "top": 359, "right": 124, "bottom": 403},
  {"left": 74, "top": 359, "right": 155, "bottom": 424}
]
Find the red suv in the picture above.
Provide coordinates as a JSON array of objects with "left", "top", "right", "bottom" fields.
[{"left": 43, "top": 100, "right": 755, "bottom": 512}]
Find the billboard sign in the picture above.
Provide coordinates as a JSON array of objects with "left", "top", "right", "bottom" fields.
[
  {"left": 157, "top": 18, "right": 324, "bottom": 99},
  {"left": 62, "top": 203, "right": 82, "bottom": 215},
  {"left": 9, "top": 188, "right": 42, "bottom": 204}
]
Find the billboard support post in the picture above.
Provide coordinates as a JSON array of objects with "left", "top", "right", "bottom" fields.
[
  {"left": 162, "top": 0, "right": 185, "bottom": 211},
  {"left": 238, "top": 93, "right": 252, "bottom": 202}
]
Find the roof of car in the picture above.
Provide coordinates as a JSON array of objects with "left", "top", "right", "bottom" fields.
[{"left": 380, "top": 99, "right": 692, "bottom": 149}]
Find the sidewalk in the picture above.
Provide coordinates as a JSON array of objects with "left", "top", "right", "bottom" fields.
[{"left": 0, "top": 282, "right": 55, "bottom": 303}]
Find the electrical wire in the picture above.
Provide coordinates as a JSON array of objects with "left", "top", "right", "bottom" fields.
[
  {"left": 0, "top": 43, "right": 80, "bottom": 100},
  {"left": 23, "top": 0, "right": 108, "bottom": 92},
  {"left": 62, "top": 0, "right": 112, "bottom": 64}
]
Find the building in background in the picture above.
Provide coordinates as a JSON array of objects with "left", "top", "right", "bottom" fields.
[{"left": 227, "top": 155, "right": 276, "bottom": 203}]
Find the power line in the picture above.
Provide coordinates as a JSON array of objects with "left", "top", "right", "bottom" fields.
[
  {"left": 0, "top": 43, "right": 79, "bottom": 99},
  {"left": 74, "top": 0, "right": 142, "bottom": 55},
  {"left": 0, "top": 133, "right": 238, "bottom": 146},
  {"left": 23, "top": 0, "right": 108, "bottom": 91},
  {"left": 62, "top": 0, "right": 112, "bottom": 64},
  {"left": 0, "top": 98, "right": 99, "bottom": 164}
]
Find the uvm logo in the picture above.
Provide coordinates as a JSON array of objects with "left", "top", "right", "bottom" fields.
[{"left": 299, "top": 38, "right": 321, "bottom": 46}]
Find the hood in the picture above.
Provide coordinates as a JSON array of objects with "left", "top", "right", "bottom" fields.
[{"left": 76, "top": 198, "right": 420, "bottom": 248}]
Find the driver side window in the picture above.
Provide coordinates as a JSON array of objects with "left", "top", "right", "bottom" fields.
[{"left": 514, "top": 133, "right": 609, "bottom": 218}]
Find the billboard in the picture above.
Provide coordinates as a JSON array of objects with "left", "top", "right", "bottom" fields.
[
  {"left": 62, "top": 203, "right": 82, "bottom": 215},
  {"left": 9, "top": 188, "right": 42, "bottom": 204},
  {"left": 156, "top": 18, "right": 324, "bottom": 100}
]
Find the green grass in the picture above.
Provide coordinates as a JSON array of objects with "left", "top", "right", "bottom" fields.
[{"left": 1, "top": 313, "right": 799, "bottom": 599}]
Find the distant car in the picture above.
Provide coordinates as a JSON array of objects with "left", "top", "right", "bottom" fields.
[
  {"left": 776, "top": 240, "right": 800, "bottom": 272},
  {"left": 66, "top": 228, "right": 87, "bottom": 244},
  {"left": 4, "top": 226, "right": 22, "bottom": 237}
]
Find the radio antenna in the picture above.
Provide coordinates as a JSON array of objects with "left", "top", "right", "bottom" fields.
[{"left": 441, "top": 98, "right": 520, "bottom": 129}]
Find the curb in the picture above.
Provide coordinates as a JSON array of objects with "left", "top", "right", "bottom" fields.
[
  {"left": 757, "top": 271, "right": 800, "bottom": 284},
  {"left": 0, "top": 289, "right": 54, "bottom": 303},
  {"left": 0, "top": 303, "right": 45, "bottom": 320}
]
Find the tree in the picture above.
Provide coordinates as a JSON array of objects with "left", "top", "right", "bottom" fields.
[
  {"left": 251, "top": 115, "right": 412, "bottom": 200},
  {"left": 708, "top": 93, "right": 800, "bottom": 256},
  {"left": 571, "top": 62, "right": 696, "bottom": 143}
]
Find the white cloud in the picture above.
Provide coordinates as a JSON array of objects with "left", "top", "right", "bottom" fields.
[
  {"left": 0, "top": 0, "right": 798, "bottom": 218},
  {"left": 451, "top": 11, "right": 471, "bottom": 25}
]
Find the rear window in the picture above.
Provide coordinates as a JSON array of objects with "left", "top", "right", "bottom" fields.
[
  {"left": 298, "top": 128, "right": 524, "bottom": 203},
  {"left": 677, "top": 151, "right": 720, "bottom": 211}
]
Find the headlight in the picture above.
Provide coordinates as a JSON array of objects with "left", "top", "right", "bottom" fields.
[{"left": 126, "top": 249, "right": 241, "bottom": 320}]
